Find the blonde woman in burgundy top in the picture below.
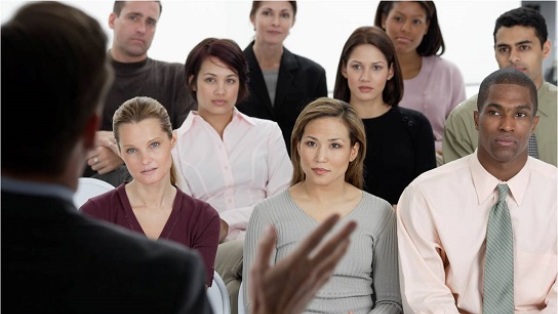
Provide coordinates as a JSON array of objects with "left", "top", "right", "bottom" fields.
[{"left": 80, "top": 96, "right": 220, "bottom": 288}]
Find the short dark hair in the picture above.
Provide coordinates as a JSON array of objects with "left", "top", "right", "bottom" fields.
[
  {"left": 493, "top": 6, "right": 548, "bottom": 48},
  {"left": 250, "top": 1, "right": 297, "bottom": 19},
  {"left": 374, "top": 1, "right": 445, "bottom": 56},
  {"left": 113, "top": 1, "right": 162, "bottom": 17},
  {"left": 184, "top": 38, "right": 250, "bottom": 104},
  {"left": 477, "top": 68, "right": 538, "bottom": 114},
  {"left": 334, "top": 26, "right": 404, "bottom": 107},
  {"left": 2, "top": 2, "right": 112, "bottom": 176}
]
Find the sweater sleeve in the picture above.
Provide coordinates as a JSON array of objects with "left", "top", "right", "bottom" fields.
[
  {"left": 242, "top": 201, "right": 276, "bottom": 313},
  {"left": 369, "top": 205, "right": 403, "bottom": 314},
  {"left": 191, "top": 202, "right": 221, "bottom": 287}
]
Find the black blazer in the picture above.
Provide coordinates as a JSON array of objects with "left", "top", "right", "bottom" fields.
[
  {"left": 1, "top": 191, "right": 212, "bottom": 314},
  {"left": 237, "top": 41, "right": 328, "bottom": 154}
]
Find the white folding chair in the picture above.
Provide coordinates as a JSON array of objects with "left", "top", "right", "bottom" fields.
[
  {"left": 207, "top": 271, "right": 231, "bottom": 314},
  {"left": 73, "top": 177, "right": 114, "bottom": 208},
  {"left": 238, "top": 281, "right": 246, "bottom": 314}
]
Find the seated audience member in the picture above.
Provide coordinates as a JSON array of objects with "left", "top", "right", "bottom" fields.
[
  {"left": 374, "top": 1, "right": 466, "bottom": 160},
  {"left": 1, "top": 3, "right": 357, "bottom": 314},
  {"left": 443, "top": 6, "right": 556, "bottom": 166},
  {"left": 249, "top": 214, "right": 357, "bottom": 314},
  {"left": 334, "top": 26, "right": 436, "bottom": 206},
  {"left": 172, "top": 38, "right": 293, "bottom": 309},
  {"left": 80, "top": 96, "right": 220, "bottom": 288},
  {"left": 397, "top": 68, "right": 556, "bottom": 313},
  {"left": 236, "top": 1, "right": 328, "bottom": 154},
  {"left": 84, "top": 1, "right": 196, "bottom": 186},
  {"left": 244, "top": 97, "right": 403, "bottom": 314}
]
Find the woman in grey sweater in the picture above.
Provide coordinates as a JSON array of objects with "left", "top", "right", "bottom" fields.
[{"left": 243, "top": 97, "right": 402, "bottom": 314}]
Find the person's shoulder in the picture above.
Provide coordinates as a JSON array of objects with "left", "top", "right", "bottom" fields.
[
  {"left": 361, "top": 191, "right": 393, "bottom": 212},
  {"left": 148, "top": 57, "right": 184, "bottom": 75},
  {"left": 412, "top": 155, "right": 472, "bottom": 186},
  {"left": 88, "top": 183, "right": 122, "bottom": 202},
  {"left": 78, "top": 184, "right": 122, "bottom": 214},
  {"left": 427, "top": 55, "right": 462, "bottom": 73},
  {"left": 542, "top": 81, "right": 557, "bottom": 92},
  {"left": 284, "top": 47, "right": 325, "bottom": 72},
  {"left": 528, "top": 157, "right": 558, "bottom": 183},
  {"left": 148, "top": 57, "right": 183, "bottom": 68},
  {"left": 449, "top": 94, "right": 478, "bottom": 117},
  {"left": 238, "top": 111, "right": 281, "bottom": 130},
  {"left": 397, "top": 107, "right": 431, "bottom": 130},
  {"left": 540, "top": 82, "right": 557, "bottom": 101},
  {"left": 176, "top": 187, "right": 220, "bottom": 218},
  {"left": 254, "top": 190, "right": 290, "bottom": 213},
  {"left": 359, "top": 192, "right": 396, "bottom": 229}
]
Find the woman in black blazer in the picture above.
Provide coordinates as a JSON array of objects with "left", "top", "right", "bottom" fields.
[{"left": 236, "top": 1, "right": 328, "bottom": 154}]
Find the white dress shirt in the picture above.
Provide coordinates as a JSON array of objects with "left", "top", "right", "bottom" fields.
[
  {"left": 397, "top": 153, "right": 557, "bottom": 313},
  {"left": 172, "top": 109, "right": 292, "bottom": 241}
]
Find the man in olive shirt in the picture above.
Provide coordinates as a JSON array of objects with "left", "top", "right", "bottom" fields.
[{"left": 443, "top": 6, "right": 556, "bottom": 166}]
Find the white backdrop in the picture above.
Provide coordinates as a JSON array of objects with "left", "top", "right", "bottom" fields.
[{"left": 2, "top": 1, "right": 523, "bottom": 97}]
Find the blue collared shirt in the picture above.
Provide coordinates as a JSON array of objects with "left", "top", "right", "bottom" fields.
[{"left": 1, "top": 176, "right": 74, "bottom": 204}]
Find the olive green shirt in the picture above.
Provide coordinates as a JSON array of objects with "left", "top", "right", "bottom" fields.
[{"left": 443, "top": 82, "right": 557, "bottom": 166}]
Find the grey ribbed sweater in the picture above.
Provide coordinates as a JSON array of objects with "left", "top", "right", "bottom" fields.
[{"left": 243, "top": 190, "right": 402, "bottom": 314}]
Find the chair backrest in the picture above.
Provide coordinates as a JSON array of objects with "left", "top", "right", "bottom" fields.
[
  {"left": 207, "top": 271, "right": 231, "bottom": 314},
  {"left": 238, "top": 281, "right": 246, "bottom": 314},
  {"left": 73, "top": 177, "right": 115, "bottom": 208}
]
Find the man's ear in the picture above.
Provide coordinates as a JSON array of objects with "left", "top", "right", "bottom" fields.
[
  {"left": 542, "top": 40, "right": 551, "bottom": 59},
  {"left": 473, "top": 111, "right": 480, "bottom": 130},
  {"left": 108, "top": 13, "right": 117, "bottom": 30}
]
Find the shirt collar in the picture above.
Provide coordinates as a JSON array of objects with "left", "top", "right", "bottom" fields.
[
  {"left": 176, "top": 108, "right": 257, "bottom": 135},
  {"left": 471, "top": 151, "right": 531, "bottom": 206},
  {"left": 1, "top": 176, "right": 74, "bottom": 203}
]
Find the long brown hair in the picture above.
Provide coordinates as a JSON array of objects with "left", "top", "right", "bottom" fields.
[
  {"left": 333, "top": 26, "right": 403, "bottom": 108},
  {"left": 290, "top": 97, "right": 366, "bottom": 189}
]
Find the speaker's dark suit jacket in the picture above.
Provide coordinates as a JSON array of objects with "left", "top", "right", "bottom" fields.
[
  {"left": 2, "top": 191, "right": 212, "bottom": 314},
  {"left": 236, "top": 41, "right": 328, "bottom": 154}
]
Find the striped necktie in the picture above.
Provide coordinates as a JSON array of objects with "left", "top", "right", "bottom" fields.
[
  {"left": 528, "top": 134, "right": 539, "bottom": 158},
  {"left": 483, "top": 184, "right": 514, "bottom": 313}
]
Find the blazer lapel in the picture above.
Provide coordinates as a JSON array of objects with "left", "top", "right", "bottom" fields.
[
  {"left": 244, "top": 42, "right": 274, "bottom": 116},
  {"left": 274, "top": 47, "right": 299, "bottom": 113}
]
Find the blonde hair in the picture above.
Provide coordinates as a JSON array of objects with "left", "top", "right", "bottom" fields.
[
  {"left": 290, "top": 97, "right": 366, "bottom": 189},
  {"left": 113, "top": 96, "right": 177, "bottom": 185}
]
